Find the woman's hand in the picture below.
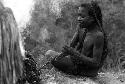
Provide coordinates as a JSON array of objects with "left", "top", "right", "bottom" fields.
[{"left": 62, "top": 45, "right": 76, "bottom": 55}]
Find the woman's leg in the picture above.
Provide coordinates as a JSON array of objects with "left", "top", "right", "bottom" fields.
[
  {"left": 45, "top": 50, "right": 60, "bottom": 60},
  {"left": 45, "top": 50, "right": 78, "bottom": 75},
  {"left": 51, "top": 55, "right": 78, "bottom": 75},
  {"left": 45, "top": 50, "right": 98, "bottom": 77}
]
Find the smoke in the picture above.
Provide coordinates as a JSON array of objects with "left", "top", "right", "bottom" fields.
[
  {"left": 49, "top": 0, "right": 82, "bottom": 17},
  {"left": 3, "top": 0, "right": 34, "bottom": 28}
]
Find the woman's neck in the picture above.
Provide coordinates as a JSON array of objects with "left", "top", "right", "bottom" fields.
[{"left": 87, "top": 24, "right": 101, "bottom": 33}]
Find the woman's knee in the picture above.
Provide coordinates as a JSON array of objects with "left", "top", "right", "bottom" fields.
[
  {"left": 45, "top": 50, "right": 60, "bottom": 59},
  {"left": 45, "top": 50, "right": 59, "bottom": 56}
]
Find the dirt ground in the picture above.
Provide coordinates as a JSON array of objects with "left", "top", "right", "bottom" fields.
[{"left": 38, "top": 68, "right": 125, "bottom": 84}]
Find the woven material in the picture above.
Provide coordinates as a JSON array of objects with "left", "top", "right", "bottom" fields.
[{"left": 0, "top": 6, "right": 23, "bottom": 84}]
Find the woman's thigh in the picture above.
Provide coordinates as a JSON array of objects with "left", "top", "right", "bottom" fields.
[
  {"left": 51, "top": 56, "right": 77, "bottom": 73},
  {"left": 45, "top": 50, "right": 78, "bottom": 74}
]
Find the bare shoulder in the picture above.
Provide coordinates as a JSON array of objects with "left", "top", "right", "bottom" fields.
[
  {"left": 94, "top": 31, "right": 104, "bottom": 45},
  {"left": 95, "top": 31, "right": 104, "bottom": 39}
]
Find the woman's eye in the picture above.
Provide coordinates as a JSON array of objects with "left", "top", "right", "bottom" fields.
[
  {"left": 78, "top": 13, "right": 82, "bottom": 16},
  {"left": 78, "top": 13, "right": 86, "bottom": 18}
]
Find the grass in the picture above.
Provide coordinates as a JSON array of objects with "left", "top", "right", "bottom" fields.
[{"left": 27, "top": 45, "right": 125, "bottom": 84}]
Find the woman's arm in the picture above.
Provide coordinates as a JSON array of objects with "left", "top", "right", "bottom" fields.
[
  {"left": 73, "top": 34, "right": 104, "bottom": 67},
  {"left": 65, "top": 33, "right": 104, "bottom": 67},
  {"left": 69, "top": 31, "right": 79, "bottom": 48}
]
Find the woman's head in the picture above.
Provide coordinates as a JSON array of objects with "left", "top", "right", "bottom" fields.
[{"left": 78, "top": 1, "right": 102, "bottom": 28}]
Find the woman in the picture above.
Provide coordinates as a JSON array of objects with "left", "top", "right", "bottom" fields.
[{"left": 45, "top": 1, "right": 108, "bottom": 77}]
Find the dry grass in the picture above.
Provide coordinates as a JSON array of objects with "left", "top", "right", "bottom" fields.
[
  {"left": 32, "top": 50, "right": 125, "bottom": 84},
  {"left": 0, "top": 6, "right": 23, "bottom": 84}
]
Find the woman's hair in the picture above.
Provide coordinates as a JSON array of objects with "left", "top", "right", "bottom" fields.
[
  {"left": 80, "top": 1, "right": 102, "bottom": 27},
  {"left": 0, "top": 2, "right": 23, "bottom": 84},
  {"left": 80, "top": 1, "right": 108, "bottom": 67}
]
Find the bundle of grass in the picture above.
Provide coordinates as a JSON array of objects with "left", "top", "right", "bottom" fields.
[{"left": 0, "top": 2, "right": 23, "bottom": 84}]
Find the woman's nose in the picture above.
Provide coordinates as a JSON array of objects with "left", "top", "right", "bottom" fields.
[
  {"left": 78, "top": 17, "right": 84, "bottom": 22},
  {"left": 78, "top": 16, "right": 84, "bottom": 21}
]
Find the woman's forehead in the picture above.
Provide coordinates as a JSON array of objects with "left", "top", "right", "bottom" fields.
[{"left": 78, "top": 7, "right": 88, "bottom": 13}]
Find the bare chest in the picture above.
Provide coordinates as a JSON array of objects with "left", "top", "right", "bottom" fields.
[
  {"left": 81, "top": 33, "right": 95, "bottom": 56},
  {"left": 83, "top": 34, "right": 94, "bottom": 49}
]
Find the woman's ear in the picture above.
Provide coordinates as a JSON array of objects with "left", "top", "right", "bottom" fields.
[{"left": 55, "top": 18, "right": 65, "bottom": 26}]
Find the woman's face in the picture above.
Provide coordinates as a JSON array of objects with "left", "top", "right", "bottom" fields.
[{"left": 77, "top": 7, "right": 89, "bottom": 24}]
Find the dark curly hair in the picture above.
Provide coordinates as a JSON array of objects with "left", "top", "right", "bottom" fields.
[
  {"left": 80, "top": 1, "right": 108, "bottom": 67},
  {"left": 80, "top": 1, "right": 102, "bottom": 27}
]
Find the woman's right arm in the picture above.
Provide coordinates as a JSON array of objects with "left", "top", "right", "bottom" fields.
[{"left": 70, "top": 31, "right": 79, "bottom": 48}]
